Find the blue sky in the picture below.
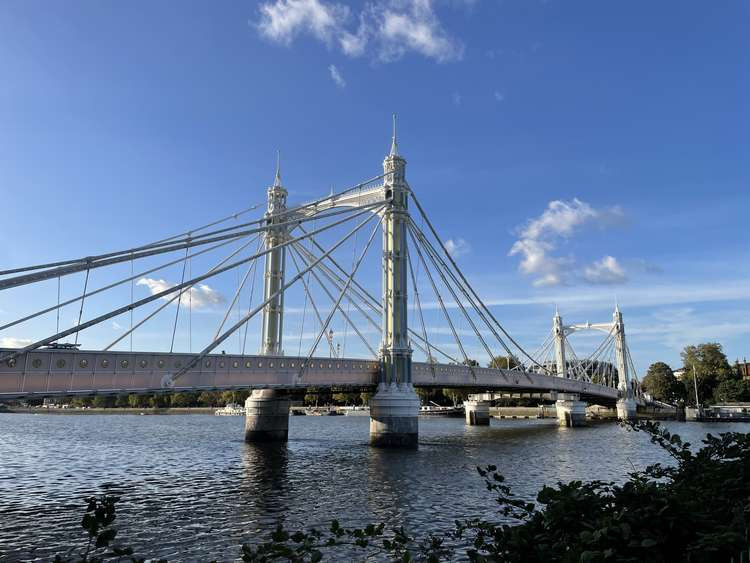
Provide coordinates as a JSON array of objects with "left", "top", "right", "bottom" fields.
[{"left": 1, "top": 0, "right": 748, "bottom": 374}]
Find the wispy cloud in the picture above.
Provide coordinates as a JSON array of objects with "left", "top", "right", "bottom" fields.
[
  {"left": 136, "top": 278, "right": 224, "bottom": 309},
  {"left": 509, "top": 198, "right": 626, "bottom": 286},
  {"left": 111, "top": 321, "right": 123, "bottom": 331},
  {"left": 256, "top": 0, "right": 463, "bottom": 63},
  {"left": 452, "top": 91, "right": 462, "bottom": 105},
  {"left": 583, "top": 255, "right": 626, "bottom": 284},
  {"left": 328, "top": 63, "right": 346, "bottom": 87},
  {"left": 0, "top": 337, "right": 32, "bottom": 348},
  {"left": 444, "top": 237, "right": 470, "bottom": 258},
  {"left": 493, "top": 91, "right": 504, "bottom": 102}
]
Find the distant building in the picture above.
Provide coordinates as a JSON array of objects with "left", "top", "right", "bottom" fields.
[
  {"left": 674, "top": 369, "right": 686, "bottom": 380},
  {"left": 736, "top": 359, "right": 750, "bottom": 380}
]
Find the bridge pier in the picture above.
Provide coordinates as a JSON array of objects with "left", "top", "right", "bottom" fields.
[
  {"left": 244, "top": 389, "right": 290, "bottom": 443},
  {"left": 555, "top": 393, "right": 587, "bottom": 427},
  {"left": 369, "top": 382, "right": 420, "bottom": 448},
  {"left": 616, "top": 398, "right": 637, "bottom": 421},
  {"left": 464, "top": 399, "right": 491, "bottom": 425}
]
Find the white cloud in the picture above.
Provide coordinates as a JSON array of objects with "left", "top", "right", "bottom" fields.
[
  {"left": 136, "top": 278, "right": 224, "bottom": 309},
  {"left": 493, "top": 91, "right": 504, "bottom": 102},
  {"left": 255, "top": 0, "right": 463, "bottom": 63},
  {"left": 111, "top": 321, "right": 123, "bottom": 331},
  {"left": 509, "top": 198, "right": 626, "bottom": 286},
  {"left": 257, "top": 0, "right": 350, "bottom": 45},
  {"left": 375, "top": 0, "right": 463, "bottom": 62},
  {"left": 0, "top": 337, "right": 32, "bottom": 348},
  {"left": 444, "top": 237, "right": 470, "bottom": 258},
  {"left": 328, "top": 63, "right": 346, "bottom": 87},
  {"left": 583, "top": 256, "right": 627, "bottom": 284},
  {"left": 452, "top": 91, "right": 462, "bottom": 105}
]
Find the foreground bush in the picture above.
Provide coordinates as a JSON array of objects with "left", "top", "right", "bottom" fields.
[{"left": 53, "top": 421, "right": 750, "bottom": 562}]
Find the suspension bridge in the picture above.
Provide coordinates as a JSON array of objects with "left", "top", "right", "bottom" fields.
[{"left": 0, "top": 120, "right": 642, "bottom": 447}]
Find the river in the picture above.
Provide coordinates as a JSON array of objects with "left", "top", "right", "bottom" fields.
[{"left": 1, "top": 413, "right": 745, "bottom": 561}]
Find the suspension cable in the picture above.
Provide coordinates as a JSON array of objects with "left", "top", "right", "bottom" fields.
[
  {"left": 168, "top": 206, "right": 385, "bottom": 383},
  {"left": 289, "top": 245, "right": 377, "bottom": 358},
  {"left": 407, "top": 227, "right": 473, "bottom": 373},
  {"left": 73, "top": 264, "right": 91, "bottom": 346},
  {"left": 299, "top": 212, "right": 383, "bottom": 376}
]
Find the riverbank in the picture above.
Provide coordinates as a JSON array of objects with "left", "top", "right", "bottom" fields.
[{"left": 1, "top": 406, "right": 216, "bottom": 415}]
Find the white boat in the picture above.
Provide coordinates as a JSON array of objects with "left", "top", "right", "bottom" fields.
[{"left": 215, "top": 402, "right": 245, "bottom": 416}]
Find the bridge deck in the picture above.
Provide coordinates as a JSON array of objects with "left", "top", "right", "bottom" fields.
[{"left": 0, "top": 348, "right": 619, "bottom": 403}]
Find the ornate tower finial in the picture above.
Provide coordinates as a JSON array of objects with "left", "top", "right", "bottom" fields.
[
  {"left": 389, "top": 113, "right": 398, "bottom": 156},
  {"left": 273, "top": 150, "right": 282, "bottom": 187}
]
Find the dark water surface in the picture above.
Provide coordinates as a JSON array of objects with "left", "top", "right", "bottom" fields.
[{"left": 1, "top": 413, "right": 746, "bottom": 561}]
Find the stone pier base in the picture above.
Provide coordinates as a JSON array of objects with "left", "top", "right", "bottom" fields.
[
  {"left": 464, "top": 400, "right": 491, "bottom": 425},
  {"left": 616, "top": 398, "right": 637, "bottom": 421},
  {"left": 244, "top": 389, "right": 290, "bottom": 443},
  {"left": 369, "top": 382, "right": 420, "bottom": 448},
  {"left": 556, "top": 394, "right": 587, "bottom": 427}
]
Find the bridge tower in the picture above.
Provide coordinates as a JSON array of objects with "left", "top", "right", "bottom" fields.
[
  {"left": 613, "top": 305, "right": 636, "bottom": 420},
  {"left": 368, "top": 118, "right": 420, "bottom": 448},
  {"left": 245, "top": 155, "right": 292, "bottom": 442},
  {"left": 553, "top": 307, "right": 566, "bottom": 378},
  {"left": 552, "top": 308, "right": 587, "bottom": 427}
]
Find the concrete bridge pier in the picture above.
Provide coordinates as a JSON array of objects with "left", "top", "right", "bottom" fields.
[
  {"left": 616, "top": 398, "right": 637, "bottom": 421},
  {"left": 369, "top": 382, "right": 420, "bottom": 448},
  {"left": 555, "top": 393, "right": 587, "bottom": 427},
  {"left": 464, "top": 399, "right": 491, "bottom": 425},
  {"left": 244, "top": 389, "right": 291, "bottom": 442}
]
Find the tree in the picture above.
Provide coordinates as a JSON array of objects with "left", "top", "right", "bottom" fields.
[
  {"left": 91, "top": 395, "right": 115, "bottom": 409},
  {"left": 442, "top": 388, "right": 468, "bottom": 406},
  {"left": 149, "top": 394, "right": 169, "bottom": 409},
  {"left": 127, "top": 394, "right": 149, "bottom": 408},
  {"left": 641, "top": 362, "right": 684, "bottom": 403},
  {"left": 681, "top": 343, "right": 735, "bottom": 405},
  {"left": 170, "top": 392, "right": 197, "bottom": 408},
  {"left": 359, "top": 392, "right": 372, "bottom": 406},
  {"left": 197, "top": 391, "right": 221, "bottom": 407},
  {"left": 114, "top": 394, "right": 129, "bottom": 408},
  {"left": 713, "top": 379, "right": 750, "bottom": 403},
  {"left": 463, "top": 358, "right": 479, "bottom": 367},
  {"left": 488, "top": 355, "right": 521, "bottom": 370}
]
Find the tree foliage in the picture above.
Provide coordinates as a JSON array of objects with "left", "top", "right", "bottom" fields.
[
  {"left": 488, "top": 355, "right": 522, "bottom": 370},
  {"left": 641, "top": 361, "right": 684, "bottom": 403},
  {"left": 681, "top": 343, "right": 735, "bottom": 405}
]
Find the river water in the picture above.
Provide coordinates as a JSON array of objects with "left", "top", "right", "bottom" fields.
[{"left": 1, "top": 413, "right": 746, "bottom": 561}]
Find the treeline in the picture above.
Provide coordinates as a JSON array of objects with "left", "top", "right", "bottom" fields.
[{"left": 642, "top": 342, "right": 749, "bottom": 405}]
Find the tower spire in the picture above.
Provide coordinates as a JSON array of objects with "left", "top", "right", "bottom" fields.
[
  {"left": 389, "top": 113, "right": 398, "bottom": 156},
  {"left": 273, "top": 150, "right": 282, "bottom": 187}
]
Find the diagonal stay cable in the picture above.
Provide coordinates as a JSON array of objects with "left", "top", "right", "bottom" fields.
[
  {"left": 0, "top": 204, "right": 378, "bottom": 363},
  {"left": 408, "top": 222, "right": 496, "bottom": 363},
  {"left": 169, "top": 248, "right": 190, "bottom": 353},
  {"left": 0, "top": 202, "right": 378, "bottom": 291},
  {"left": 292, "top": 239, "right": 459, "bottom": 364},
  {"left": 289, "top": 244, "right": 377, "bottom": 358},
  {"left": 168, "top": 206, "right": 385, "bottom": 384},
  {"left": 241, "top": 237, "right": 264, "bottom": 356},
  {"left": 287, "top": 245, "right": 337, "bottom": 357},
  {"left": 407, "top": 227, "right": 474, "bottom": 375},
  {"left": 298, "top": 211, "right": 383, "bottom": 377},
  {"left": 0, "top": 236, "right": 245, "bottom": 334},
  {"left": 409, "top": 191, "right": 546, "bottom": 371},
  {"left": 0, "top": 202, "right": 266, "bottom": 277},
  {"left": 406, "top": 232, "right": 436, "bottom": 375},
  {"left": 409, "top": 218, "right": 517, "bottom": 360},
  {"left": 104, "top": 235, "right": 260, "bottom": 351}
]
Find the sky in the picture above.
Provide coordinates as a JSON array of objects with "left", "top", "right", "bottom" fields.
[{"left": 0, "top": 0, "right": 748, "bottom": 375}]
